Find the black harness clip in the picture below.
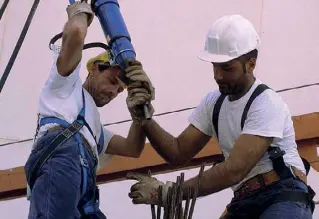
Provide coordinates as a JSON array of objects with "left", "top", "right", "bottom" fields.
[{"left": 268, "top": 147, "right": 285, "bottom": 161}]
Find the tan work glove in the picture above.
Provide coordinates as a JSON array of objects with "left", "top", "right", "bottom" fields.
[
  {"left": 66, "top": 1, "right": 94, "bottom": 26},
  {"left": 126, "top": 82, "right": 154, "bottom": 126},
  {"left": 127, "top": 172, "right": 174, "bottom": 206},
  {"left": 124, "top": 59, "right": 155, "bottom": 101}
]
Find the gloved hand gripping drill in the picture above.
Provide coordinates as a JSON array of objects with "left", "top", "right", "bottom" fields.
[
  {"left": 66, "top": 1, "right": 94, "bottom": 26},
  {"left": 124, "top": 59, "right": 155, "bottom": 126}
]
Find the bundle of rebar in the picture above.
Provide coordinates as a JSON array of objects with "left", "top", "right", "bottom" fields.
[{"left": 149, "top": 163, "right": 205, "bottom": 219}]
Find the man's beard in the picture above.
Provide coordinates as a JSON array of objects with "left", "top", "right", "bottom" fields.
[{"left": 219, "top": 84, "right": 244, "bottom": 96}]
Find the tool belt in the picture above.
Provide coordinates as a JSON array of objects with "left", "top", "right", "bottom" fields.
[
  {"left": 234, "top": 167, "right": 307, "bottom": 199},
  {"left": 223, "top": 166, "right": 315, "bottom": 219}
]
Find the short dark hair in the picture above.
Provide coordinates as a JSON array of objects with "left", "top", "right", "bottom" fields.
[
  {"left": 238, "top": 49, "right": 258, "bottom": 62},
  {"left": 235, "top": 49, "right": 258, "bottom": 73}
]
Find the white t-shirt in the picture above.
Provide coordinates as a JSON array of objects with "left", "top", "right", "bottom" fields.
[
  {"left": 35, "top": 49, "right": 114, "bottom": 171},
  {"left": 188, "top": 78, "right": 306, "bottom": 191}
]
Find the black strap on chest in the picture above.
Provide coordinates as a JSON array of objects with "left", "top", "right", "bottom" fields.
[
  {"left": 212, "top": 94, "right": 227, "bottom": 139},
  {"left": 212, "top": 84, "right": 315, "bottom": 214},
  {"left": 241, "top": 84, "right": 270, "bottom": 130},
  {"left": 212, "top": 84, "right": 270, "bottom": 139}
]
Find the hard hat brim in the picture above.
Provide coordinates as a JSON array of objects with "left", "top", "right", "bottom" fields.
[
  {"left": 197, "top": 50, "right": 236, "bottom": 63},
  {"left": 86, "top": 51, "right": 111, "bottom": 72}
]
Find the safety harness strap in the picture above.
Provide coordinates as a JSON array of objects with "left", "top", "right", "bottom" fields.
[
  {"left": 30, "top": 89, "right": 106, "bottom": 216},
  {"left": 97, "top": 127, "right": 105, "bottom": 154},
  {"left": 212, "top": 93, "right": 227, "bottom": 140},
  {"left": 212, "top": 84, "right": 269, "bottom": 161},
  {"left": 28, "top": 119, "right": 84, "bottom": 191},
  {"left": 212, "top": 84, "right": 270, "bottom": 136},
  {"left": 78, "top": 186, "right": 102, "bottom": 216},
  {"left": 28, "top": 90, "right": 97, "bottom": 199},
  {"left": 240, "top": 84, "right": 270, "bottom": 129}
]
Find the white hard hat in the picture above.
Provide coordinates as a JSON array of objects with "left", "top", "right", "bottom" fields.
[{"left": 198, "top": 14, "right": 261, "bottom": 63}]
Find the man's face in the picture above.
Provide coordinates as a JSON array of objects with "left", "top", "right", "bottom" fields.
[
  {"left": 90, "top": 62, "right": 126, "bottom": 107},
  {"left": 212, "top": 59, "right": 248, "bottom": 96}
]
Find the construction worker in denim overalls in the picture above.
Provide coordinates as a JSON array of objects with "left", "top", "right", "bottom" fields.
[{"left": 24, "top": 2, "right": 154, "bottom": 218}]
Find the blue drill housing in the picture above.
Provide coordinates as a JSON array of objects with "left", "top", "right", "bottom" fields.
[{"left": 92, "top": 0, "right": 136, "bottom": 69}]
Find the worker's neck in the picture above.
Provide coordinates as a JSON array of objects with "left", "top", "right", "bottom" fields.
[
  {"left": 229, "top": 77, "right": 256, "bottom": 101},
  {"left": 82, "top": 80, "right": 91, "bottom": 95}
]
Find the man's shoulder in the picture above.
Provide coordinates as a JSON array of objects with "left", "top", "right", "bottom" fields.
[
  {"left": 203, "top": 90, "right": 223, "bottom": 104},
  {"left": 251, "top": 79, "right": 286, "bottom": 105},
  {"left": 254, "top": 85, "right": 286, "bottom": 107},
  {"left": 195, "top": 90, "right": 223, "bottom": 114},
  {"left": 248, "top": 82, "right": 291, "bottom": 120}
]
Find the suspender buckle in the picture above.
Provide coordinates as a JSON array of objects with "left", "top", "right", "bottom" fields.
[
  {"left": 80, "top": 155, "right": 89, "bottom": 167},
  {"left": 72, "top": 121, "right": 83, "bottom": 130},
  {"left": 62, "top": 129, "right": 73, "bottom": 138}
]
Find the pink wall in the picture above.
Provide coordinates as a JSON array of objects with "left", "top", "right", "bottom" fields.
[{"left": 0, "top": 0, "right": 318, "bottom": 218}]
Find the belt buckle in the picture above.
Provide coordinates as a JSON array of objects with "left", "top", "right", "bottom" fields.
[
  {"left": 236, "top": 183, "right": 250, "bottom": 198},
  {"left": 242, "top": 183, "right": 250, "bottom": 194}
]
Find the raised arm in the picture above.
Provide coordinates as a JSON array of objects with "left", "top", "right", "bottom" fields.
[
  {"left": 143, "top": 119, "right": 211, "bottom": 165},
  {"left": 57, "top": 2, "right": 94, "bottom": 76}
]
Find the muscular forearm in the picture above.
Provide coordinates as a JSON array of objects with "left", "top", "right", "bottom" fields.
[
  {"left": 58, "top": 13, "right": 88, "bottom": 76},
  {"left": 179, "top": 134, "right": 270, "bottom": 199},
  {"left": 64, "top": 13, "right": 88, "bottom": 38},
  {"left": 143, "top": 119, "right": 181, "bottom": 164},
  {"left": 181, "top": 162, "right": 241, "bottom": 199},
  {"left": 125, "top": 122, "right": 147, "bottom": 157}
]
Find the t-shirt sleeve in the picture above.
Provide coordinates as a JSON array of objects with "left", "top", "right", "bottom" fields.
[
  {"left": 241, "top": 90, "right": 287, "bottom": 139},
  {"left": 188, "top": 92, "right": 220, "bottom": 137},
  {"left": 100, "top": 127, "right": 115, "bottom": 155},
  {"left": 43, "top": 47, "right": 81, "bottom": 99},
  {"left": 97, "top": 127, "right": 115, "bottom": 169}
]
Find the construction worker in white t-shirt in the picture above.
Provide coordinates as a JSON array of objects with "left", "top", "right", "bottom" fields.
[
  {"left": 24, "top": 2, "right": 154, "bottom": 219},
  {"left": 125, "top": 14, "right": 316, "bottom": 218}
]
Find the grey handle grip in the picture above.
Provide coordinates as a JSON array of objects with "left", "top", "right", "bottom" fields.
[{"left": 143, "top": 103, "right": 151, "bottom": 120}]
